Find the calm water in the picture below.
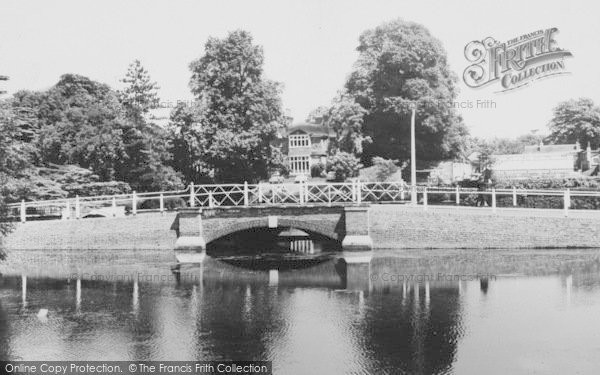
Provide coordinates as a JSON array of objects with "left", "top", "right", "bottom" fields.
[{"left": 1, "top": 247, "right": 600, "bottom": 374}]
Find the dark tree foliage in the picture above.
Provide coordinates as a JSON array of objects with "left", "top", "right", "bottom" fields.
[
  {"left": 186, "top": 30, "right": 285, "bottom": 183},
  {"left": 6, "top": 70, "right": 182, "bottom": 193},
  {"left": 548, "top": 98, "right": 600, "bottom": 148},
  {"left": 345, "top": 19, "right": 469, "bottom": 165}
]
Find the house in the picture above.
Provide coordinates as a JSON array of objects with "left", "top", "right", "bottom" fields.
[
  {"left": 273, "top": 117, "right": 335, "bottom": 176},
  {"left": 492, "top": 141, "right": 599, "bottom": 179}
]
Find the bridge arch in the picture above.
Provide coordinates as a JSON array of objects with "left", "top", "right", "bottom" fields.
[{"left": 203, "top": 217, "right": 342, "bottom": 246}]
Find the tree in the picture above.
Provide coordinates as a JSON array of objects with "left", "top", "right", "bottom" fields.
[
  {"left": 345, "top": 19, "right": 468, "bottom": 165},
  {"left": 118, "top": 60, "right": 160, "bottom": 121},
  {"left": 325, "top": 95, "right": 369, "bottom": 155},
  {"left": 187, "top": 30, "right": 284, "bottom": 182},
  {"left": 6, "top": 73, "right": 181, "bottom": 192},
  {"left": 168, "top": 102, "right": 211, "bottom": 183},
  {"left": 0, "top": 99, "right": 34, "bottom": 241},
  {"left": 32, "top": 74, "right": 127, "bottom": 181},
  {"left": 306, "top": 106, "right": 329, "bottom": 123},
  {"left": 548, "top": 98, "right": 600, "bottom": 148}
]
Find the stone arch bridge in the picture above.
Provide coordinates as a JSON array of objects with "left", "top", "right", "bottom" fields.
[{"left": 171, "top": 205, "right": 373, "bottom": 263}]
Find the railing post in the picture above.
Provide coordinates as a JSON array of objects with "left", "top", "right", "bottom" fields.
[
  {"left": 258, "top": 183, "right": 263, "bottom": 203},
  {"left": 112, "top": 196, "right": 117, "bottom": 217},
  {"left": 400, "top": 182, "right": 405, "bottom": 201},
  {"left": 20, "top": 200, "right": 26, "bottom": 223},
  {"left": 564, "top": 189, "right": 570, "bottom": 217},
  {"left": 159, "top": 193, "right": 164, "bottom": 214},
  {"left": 243, "top": 181, "right": 249, "bottom": 207},
  {"left": 328, "top": 184, "right": 332, "bottom": 206},
  {"left": 492, "top": 188, "right": 497, "bottom": 213},
  {"left": 132, "top": 191, "right": 137, "bottom": 216},
  {"left": 272, "top": 185, "right": 275, "bottom": 204},
  {"left": 304, "top": 182, "right": 309, "bottom": 204},
  {"left": 423, "top": 187, "right": 428, "bottom": 210},
  {"left": 208, "top": 191, "right": 214, "bottom": 208},
  {"left": 351, "top": 180, "right": 356, "bottom": 203},
  {"left": 75, "top": 195, "right": 81, "bottom": 219},
  {"left": 512, "top": 186, "right": 517, "bottom": 207},
  {"left": 299, "top": 182, "right": 305, "bottom": 205},
  {"left": 411, "top": 185, "right": 417, "bottom": 205},
  {"left": 455, "top": 185, "right": 460, "bottom": 206},
  {"left": 189, "top": 183, "right": 195, "bottom": 207},
  {"left": 357, "top": 180, "right": 362, "bottom": 204}
]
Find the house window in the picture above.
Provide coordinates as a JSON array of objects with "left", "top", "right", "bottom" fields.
[
  {"left": 290, "top": 156, "right": 310, "bottom": 175},
  {"left": 289, "top": 134, "right": 310, "bottom": 148}
]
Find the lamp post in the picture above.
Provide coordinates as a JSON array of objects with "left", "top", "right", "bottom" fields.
[{"left": 410, "top": 103, "right": 417, "bottom": 204}]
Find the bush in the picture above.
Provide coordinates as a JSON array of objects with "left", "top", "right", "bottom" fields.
[
  {"left": 372, "top": 157, "right": 399, "bottom": 181},
  {"left": 457, "top": 177, "right": 600, "bottom": 209},
  {"left": 326, "top": 152, "right": 362, "bottom": 182},
  {"left": 310, "top": 163, "right": 324, "bottom": 178},
  {"left": 64, "top": 181, "right": 132, "bottom": 197},
  {"left": 138, "top": 197, "right": 187, "bottom": 210}
]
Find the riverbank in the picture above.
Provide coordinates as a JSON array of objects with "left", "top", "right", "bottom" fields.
[{"left": 2, "top": 204, "right": 600, "bottom": 252}]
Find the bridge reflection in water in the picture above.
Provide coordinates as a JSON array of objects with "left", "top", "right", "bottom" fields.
[{"left": 2, "top": 256, "right": 465, "bottom": 374}]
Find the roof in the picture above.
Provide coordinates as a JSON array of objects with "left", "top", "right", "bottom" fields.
[
  {"left": 522, "top": 144, "right": 579, "bottom": 153},
  {"left": 280, "top": 122, "right": 334, "bottom": 138}
]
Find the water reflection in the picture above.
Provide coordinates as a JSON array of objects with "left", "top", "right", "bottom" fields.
[{"left": 0, "top": 249, "right": 600, "bottom": 374}]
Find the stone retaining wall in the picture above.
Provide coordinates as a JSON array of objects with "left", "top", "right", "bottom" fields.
[{"left": 3, "top": 205, "right": 600, "bottom": 251}]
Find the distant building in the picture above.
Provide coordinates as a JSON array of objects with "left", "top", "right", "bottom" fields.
[
  {"left": 273, "top": 117, "right": 335, "bottom": 176},
  {"left": 492, "top": 142, "right": 599, "bottom": 179},
  {"left": 427, "top": 161, "right": 474, "bottom": 184}
]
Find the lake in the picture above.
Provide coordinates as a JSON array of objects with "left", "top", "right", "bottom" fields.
[{"left": 0, "top": 247, "right": 599, "bottom": 374}]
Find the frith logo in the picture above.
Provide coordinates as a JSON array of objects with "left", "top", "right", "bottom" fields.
[{"left": 463, "top": 28, "right": 573, "bottom": 92}]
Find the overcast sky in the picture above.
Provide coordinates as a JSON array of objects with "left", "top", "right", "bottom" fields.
[{"left": 1, "top": 0, "right": 598, "bottom": 138}]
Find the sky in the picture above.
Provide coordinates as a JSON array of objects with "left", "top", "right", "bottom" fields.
[{"left": 0, "top": 0, "right": 598, "bottom": 138}]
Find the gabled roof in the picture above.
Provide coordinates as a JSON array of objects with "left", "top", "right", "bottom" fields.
[{"left": 280, "top": 122, "right": 334, "bottom": 138}]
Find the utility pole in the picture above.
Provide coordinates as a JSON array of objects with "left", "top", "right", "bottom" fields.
[{"left": 410, "top": 102, "right": 417, "bottom": 204}]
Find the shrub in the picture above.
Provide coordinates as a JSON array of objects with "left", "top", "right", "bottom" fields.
[
  {"left": 457, "top": 177, "right": 600, "bottom": 209},
  {"left": 372, "top": 157, "right": 399, "bottom": 181},
  {"left": 326, "top": 152, "right": 362, "bottom": 182},
  {"left": 311, "top": 163, "right": 324, "bottom": 178},
  {"left": 64, "top": 181, "right": 132, "bottom": 197},
  {"left": 138, "top": 197, "right": 187, "bottom": 210}
]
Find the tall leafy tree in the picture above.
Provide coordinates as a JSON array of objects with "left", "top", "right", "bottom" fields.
[
  {"left": 188, "top": 30, "right": 284, "bottom": 182},
  {"left": 6, "top": 72, "right": 180, "bottom": 193},
  {"left": 118, "top": 59, "right": 160, "bottom": 121},
  {"left": 168, "top": 102, "right": 211, "bottom": 183},
  {"left": 0, "top": 100, "right": 34, "bottom": 242},
  {"left": 306, "top": 106, "right": 329, "bottom": 123},
  {"left": 325, "top": 95, "right": 369, "bottom": 155},
  {"left": 548, "top": 98, "right": 600, "bottom": 148},
  {"left": 345, "top": 19, "right": 469, "bottom": 164},
  {"left": 35, "top": 74, "right": 127, "bottom": 180},
  {"left": 117, "top": 60, "right": 182, "bottom": 190}
]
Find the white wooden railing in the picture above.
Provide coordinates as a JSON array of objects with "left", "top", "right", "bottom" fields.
[{"left": 4, "top": 181, "right": 600, "bottom": 222}]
